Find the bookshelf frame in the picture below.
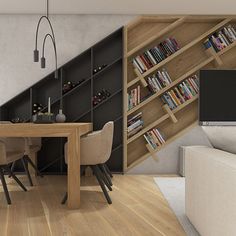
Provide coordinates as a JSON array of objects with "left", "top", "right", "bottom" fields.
[{"left": 123, "top": 15, "right": 236, "bottom": 171}]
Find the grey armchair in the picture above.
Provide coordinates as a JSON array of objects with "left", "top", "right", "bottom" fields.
[
  {"left": 0, "top": 138, "right": 27, "bottom": 204},
  {"left": 62, "top": 121, "right": 114, "bottom": 204}
]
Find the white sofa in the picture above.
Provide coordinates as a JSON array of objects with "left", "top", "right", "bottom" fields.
[{"left": 185, "top": 145, "right": 236, "bottom": 236}]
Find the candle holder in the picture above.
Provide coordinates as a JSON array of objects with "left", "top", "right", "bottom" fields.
[{"left": 32, "top": 112, "right": 55, "bottom": 124}]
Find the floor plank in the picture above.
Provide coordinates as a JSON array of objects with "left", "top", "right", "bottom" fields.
[{"left": 0, "top": 175, "right": 186, "bottom": 236}]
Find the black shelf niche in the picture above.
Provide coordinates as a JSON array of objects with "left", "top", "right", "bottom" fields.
[{"left": 0, "top": 27, "right": 124, "bottom": 174}]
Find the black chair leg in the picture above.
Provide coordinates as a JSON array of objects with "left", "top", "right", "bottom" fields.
[
  {"left": 0, "top": 168, "right": 11, "bottom": 204},
  {"left": 98, "top": 165, "right": 112, "bottom": 190},
  {"left": 99, "top": 164, "right": 113, "bottom": 187},
  {"left": 21, "top": 157, "right": 33, "bottom": 186},
  {"left": 24, "top": 155, "right": 43, "bottom": 178},
  {"left": 104, "top": 163, "right": 113, "bottom": 178},
  {"left": 8, "top": 161, "right": 16, "bottom": 177},
  {"left": 91, "top": 165, "right": 112, "bottom": 204},
  {"left": 61, "top": 192, "right": 68, "bottom": 205},
  {"left": 5, "top": 166, "right": 27, "bottom": 192}
]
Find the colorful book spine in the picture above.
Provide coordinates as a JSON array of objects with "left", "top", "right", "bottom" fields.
[
  {"left": 132, "top": 37, "right": 180, "bottom": 74},
  {"left": 144, "top": 128, "right": 166, "bottom": 149},
  {"left": 161, "top": 75, "right": 199, "bottom": 110},
  {"left": 204, "top": 24, "right": 236, "bottom": 52},
  {"left": 146, "top": 68, "right": 172, "bottom": 93},
  {"left": 127, "top": 85, "right": 141, "bottom": 110}
]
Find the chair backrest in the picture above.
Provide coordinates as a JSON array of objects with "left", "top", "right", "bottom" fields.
[
  {"left": 64, "top": 121, "right": 114, "bottom": 165},
  {"left": 100, "top": 121, "right": 114, "bottom": 162},
  {"left": 79, "top": 121, "right": 114, "bottom": 165}
]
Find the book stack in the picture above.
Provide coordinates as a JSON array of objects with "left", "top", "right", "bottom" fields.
[
  {"left": 161, "top": 75, "right": 199, "bottom": 110},
  {"left": 203, "top": 25, "right": 236, "bottom": 52},
  {"left": 132, "top": 38, "right": 180, "bottom": 74},
  {"left": 127, "top": 112, "right": 143, "bottom": 138},
  {"left": 147, "top": 68, "right": 172, "bottom": 93},
  {"left": 144, "top": 128, "right": 165, "bottom": 150},
  {"left": 127, "top": 85, "right": 141, "bottom": 110}
]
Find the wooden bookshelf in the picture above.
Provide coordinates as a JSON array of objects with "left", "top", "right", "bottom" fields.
[{"left": 123, "top": 15, "right": 236, "bottom": 171}]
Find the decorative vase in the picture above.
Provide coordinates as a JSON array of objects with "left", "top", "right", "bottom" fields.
[{"left": 56, "top": 109, "right": 66, "bottom": 123}]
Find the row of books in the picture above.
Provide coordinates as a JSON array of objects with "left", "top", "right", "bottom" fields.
[
  {"left": 127, "top": 85, "right": 141, "bottom": 110},
  {"left": 161, "top": 75, "right": 199, "bottom": 110},
  {"left": 127, "top": 112, "right": 143, "bottom": 138},
  {"left": 132, "top": 37, "right": 180, "bottom": 74},
  {"left": 144, "top": 128, "right": 166, "bottom": 150},
  {"left": 147, "top": 68, "right": 172, "bottom": 93},
  {"left": 203, "top": 25, "right": 236, "bottom": 52}
]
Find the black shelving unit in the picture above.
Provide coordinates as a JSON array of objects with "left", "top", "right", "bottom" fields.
[{"left": 0, "top": 27, "right": 124, "bottom": 174}]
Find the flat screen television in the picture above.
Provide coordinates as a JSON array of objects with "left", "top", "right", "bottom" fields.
[{"left": 199, "top": 69, "right": 236, "bottom": 126}]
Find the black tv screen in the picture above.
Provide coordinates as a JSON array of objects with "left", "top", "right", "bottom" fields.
[{"left": 200, "top": 69, "right": 236, "bottom": 125}]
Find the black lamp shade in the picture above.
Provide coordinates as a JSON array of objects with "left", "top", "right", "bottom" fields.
[
  {"left": 41, "top": 57, "right": 46, "bottom": 68},
  {"left": 54, "top": 70, "right": 59, "bottom": 79},
  {"left": 34, "top": 49, "right": 39, "bottom": 62}
]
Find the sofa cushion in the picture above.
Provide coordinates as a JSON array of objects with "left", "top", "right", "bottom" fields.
[{"left": 202, "top": 126, "right": 236, "bottom": 155}]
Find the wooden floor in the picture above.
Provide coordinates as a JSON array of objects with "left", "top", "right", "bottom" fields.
[{"left": 0, "top": 174, "right": 185, "bottom": 236}]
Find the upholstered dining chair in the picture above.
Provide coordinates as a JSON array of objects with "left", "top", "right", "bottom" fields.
[
  {"left": 62, "top": 121, "right": 114, "bottom": 204},
  {"left": 0, "top": 121, "right": 43, "bottom": 186},
  {"left": 0, "top": 137, "right": 27, "bottom": 204}
]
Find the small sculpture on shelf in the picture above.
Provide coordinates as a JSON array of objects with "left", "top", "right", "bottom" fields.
[
  {"left": 93, "top": 64, "right": 107, "bottom": 74},
  {"left": 62, "top": 79, "right": 86, "bottom": 94},
  {"left": 93, "top": 89, "right": 111, "bottom": 107}
]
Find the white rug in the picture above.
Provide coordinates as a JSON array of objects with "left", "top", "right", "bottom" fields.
[{"left": 154, "top": 177, "right": 200, "bottom": 236}]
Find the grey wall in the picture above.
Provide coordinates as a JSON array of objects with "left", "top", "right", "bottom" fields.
[
  {"left": 0, "top": 14, "right": 134, "bottom": 105},
  {"left": 0, "top": 14, "right": 211, "bottom": 174}
]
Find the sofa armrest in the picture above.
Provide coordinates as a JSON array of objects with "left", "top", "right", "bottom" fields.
[{"left": 185, "top": 146, "right": 236, "bottom": 236}]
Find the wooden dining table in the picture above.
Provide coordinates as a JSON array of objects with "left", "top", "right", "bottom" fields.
[{"left": 0, "top": 122, "right": 92, "bottom": 209}]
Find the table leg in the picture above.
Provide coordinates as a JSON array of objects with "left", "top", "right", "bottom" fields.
[
  {"left": 28, "top": 151, "right": 37, "bottom": 176},
  {"left": 67, "top": 129, "right": 80, "bottom": 209}
]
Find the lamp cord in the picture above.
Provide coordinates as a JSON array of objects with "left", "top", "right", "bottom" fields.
[{"left": 46, "top": 0, "right": 49, "bottom": 18}]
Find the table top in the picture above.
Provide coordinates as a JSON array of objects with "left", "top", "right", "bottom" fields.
[{"left": 0, "top": 122, "right": 92, "bottom": 137}]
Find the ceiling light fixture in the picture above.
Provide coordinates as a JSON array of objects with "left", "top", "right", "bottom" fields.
[{"left": 33, "top": 0, "right": 58, "bottom": 79}]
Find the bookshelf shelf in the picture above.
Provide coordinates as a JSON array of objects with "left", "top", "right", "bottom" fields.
[
  {"left": 123, "top": 15, "right": 236, "bottom": 171},
  {"left": 127, "top": 95, "right": 198, "bottom": 144},
  {"left": 126, "top": 17, "right": 186, "bottom": 57},
  {"left": 128, "top": 18, "right": 231, "bottom": 88},
  {"left": 92, "top": 57, "right": 122, "bottom": 79},
  {"left": 93, "top": 89, "right": 122, "bottom": 111}
]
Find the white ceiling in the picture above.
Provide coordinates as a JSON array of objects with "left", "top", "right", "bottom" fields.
[{"left": 0, "top": 0, "right": 236, "bottom": 15}]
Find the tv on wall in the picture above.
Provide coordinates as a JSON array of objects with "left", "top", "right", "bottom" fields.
[{"left": 199, "top": 69, "right": 236, "bottom": 126}]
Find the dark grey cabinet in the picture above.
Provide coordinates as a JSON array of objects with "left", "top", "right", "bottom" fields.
[{"left": 0, "top": 27, "right": 124, "bottom": 174}]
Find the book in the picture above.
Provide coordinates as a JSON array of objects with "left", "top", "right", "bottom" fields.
[
  {"left": 128, "top": 112, "right": 142, "bottom": 125},
  {"left": 128, "top": 125, "right": 143, "bottom": 138},
  {"left": 127, "top": 85, "right": 142, "bottom": 110},
  {"left": 128, "top": 120, "right": 144, "bottom": 132},
  {"left": 162, "top": 93, "right": 177, "bottom": 110},
  {"left": 132, "top": 37, "right": 180, "bottom": 74},
  {"left": 161, "top": 75, "right": 199, "bottom": 109},
  {"left": 204, "top": 24, "right": 236, "bottom": 53}
]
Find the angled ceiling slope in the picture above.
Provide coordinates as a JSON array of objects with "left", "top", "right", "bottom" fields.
[{"left": 0, "top": 0, "right": 236, "bottom": 15}]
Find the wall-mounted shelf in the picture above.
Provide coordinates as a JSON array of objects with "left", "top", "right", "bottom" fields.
[
  {"left": 123, "top": 15, "right": 236, "bottom": 171},
  {"left": 0, "top": 27, "right": 124, "bottom": 174}
]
